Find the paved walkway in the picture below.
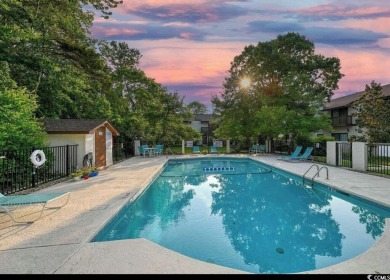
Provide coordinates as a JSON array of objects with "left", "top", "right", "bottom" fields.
[{"left": 0, "top": 154, "right": 389, "bottom": 274}]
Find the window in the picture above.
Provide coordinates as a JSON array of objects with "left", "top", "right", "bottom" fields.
[
  {"left": 332, "top": 133, "right": 348, "bottom": 141},
  {"left": 331, "top": 108, "right": 348, "bottom": 118}
]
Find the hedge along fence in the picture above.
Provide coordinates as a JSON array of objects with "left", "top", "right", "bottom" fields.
[{"left": 0, "top": 145, "right": 78, "bottom": 195}]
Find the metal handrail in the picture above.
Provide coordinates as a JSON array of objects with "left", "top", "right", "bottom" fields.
[
  {"left": 303, "top": 164, "right": 329, "bottom": 187},
  {"left": 302, "top": 164, "right": 319, "bottom": 185},
  {"left": 311, "top": 166, "right": 329, "bottom": 181},
  {"left": 166, "top": 147, "right": 177, "bottom": 159}
]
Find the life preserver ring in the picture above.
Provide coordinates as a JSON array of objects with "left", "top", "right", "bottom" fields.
[{"left": 30, "top": 150, "right": 46, "bottom": 167}]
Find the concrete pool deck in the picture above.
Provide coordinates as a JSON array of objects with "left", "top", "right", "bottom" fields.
[{"left": 0, "top": 154, "right": 389, "bottom": 274}]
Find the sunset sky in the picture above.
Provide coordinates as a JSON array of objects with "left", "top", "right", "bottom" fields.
[{"left": 91, "top": 0, "right": 390, "bottom": 111}]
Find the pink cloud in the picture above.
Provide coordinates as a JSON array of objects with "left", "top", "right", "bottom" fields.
[
  {"left": 93, "top": 26, "right": 143, "bottom": 36},
  {"left": 296, "top": 4, "right": 390, "bottom": 20},
  {"left": 318, "top": 46, "right": 390, "bottom": 98},
  {"left": 136, "top": 39, "right": 247, "bottom": 87},
  {"left": 341, "top": 17, "right": 390, "bottom": 35},
  {"left": 119, "top": 0, "right": 242, "bottom": 9}
]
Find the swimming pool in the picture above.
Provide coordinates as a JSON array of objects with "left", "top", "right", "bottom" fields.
[{"left": 91, "top": 157, "right": 390, "bottom": 274}]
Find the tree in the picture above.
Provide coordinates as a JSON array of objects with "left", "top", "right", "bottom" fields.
[
  {"left": 212, "top": 32, "right": 343, "bottom": 149},
  {"left": 0, "top": 0, "right": 117, "bottom": 119},
  {"left": 187, "top": 101, "right": 208, "bottom": 114},
  {"left": 352, "top": 81, "right": 390, "bottom": 143},
  {"left": 98, "top": 41, "right": 201, "bottom": 145},
  {"left": 0, "top": 62, "right": 47, "bottom": 150}
]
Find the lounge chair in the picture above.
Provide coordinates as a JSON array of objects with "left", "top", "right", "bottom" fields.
[
  {"left": 210, "top": 146, "right": 218, "bottom": 154},
  {"left": 138, "top": 145, "right": 149, "bottom": 157},
  {"left": 154, "top": 145, "right": 163, "bottom": 156},
  {"left": 258, "top": 145, "right": 266, "bottom": 153},
  {"left": 193, "top": 146, "right": 200, "bottom": 154},
  {"left": 285, "top": 147, "right": 314, "bottom": 162},
  {"left": 277, "top": 146, "right": 302, "bottom": 161},
  {"left": 0, "top": 192, "right": 70, "bottom": 223},
  {"left": 249, "top": 145, "right": 258, "bottom": 154}
]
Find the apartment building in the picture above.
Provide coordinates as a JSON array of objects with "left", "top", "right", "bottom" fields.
[
  {"left": 184, "top": 114, "right": 214, "bottom": 145},
  {"left": 321, "top": 83, "right": 390, "bottom": 140}
]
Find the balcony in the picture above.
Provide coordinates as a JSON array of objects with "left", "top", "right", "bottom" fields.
[
  {"left": 332, "top": 116, "right": 355, "bottom": 127},
  {"left": 200, "top": 127, "right": 210, "bottom": 134}
]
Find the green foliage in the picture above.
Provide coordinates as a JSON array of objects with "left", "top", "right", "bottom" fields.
[
  {"left": 187, "top": 101, "right": 208, "bottom": 114},
  {"left": 0, "top": 0, "right": 113, "bottom": 120},
  {"left": 352, "top": 81, "right": 390, "bottom": 143},
  {"left": 99, "top": 41, "right": 201, "bottom": 145},
  {"left": 311, "top": 135, "right": 333, "bottom": 156},
  {"left": 0, "top": 0, "right": 199, "bottom": 150},
  {"left": 348, "top": 135, "right": 367, "bottom": 142},
  {"left": 83, "top": 0, "right": 124, "bottom": 19},
  {"left": 212, "top": 32, "right": 342, "bottom": 148},
  {"left": 0, "top": 62, "right": 47, "bottom": 150}
]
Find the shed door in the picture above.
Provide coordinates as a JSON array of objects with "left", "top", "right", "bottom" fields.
[{"left": 95, "top": 127, "right": 106, "bottom": 167}]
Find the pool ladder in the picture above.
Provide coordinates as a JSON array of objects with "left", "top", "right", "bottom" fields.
[
  {"left": 302, "top": 164, "right": 329, "bottom": 187},
  {"left": 166, "top": 147, "right": 177, "bottom": 159}
]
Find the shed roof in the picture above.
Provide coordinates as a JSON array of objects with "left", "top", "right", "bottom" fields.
[
  {"left": 323, "top": 83, "right": 390, "bottom": 110},
  {"left": 42, "top": 119, "right": 120, "bottom": 136}
]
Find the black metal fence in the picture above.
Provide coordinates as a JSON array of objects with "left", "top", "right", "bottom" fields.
[
  {"left": 336, "top": 142, "right": 352, "bottom": 168},
  {"left": 367, "top": 143, "right": 390, "bottom": 176},
  {"left": 0, "top": 145, "right": 78, "bottom": 195},
  {"left": 113, "top": 138, "right": 134, "bottom": 163}
]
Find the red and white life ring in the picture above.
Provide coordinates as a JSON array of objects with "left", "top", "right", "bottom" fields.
[{"left": 30, "top": 150, "right": 46, "bottom": 167}]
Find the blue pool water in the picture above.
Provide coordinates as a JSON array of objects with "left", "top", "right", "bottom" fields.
[{"left": 91, "top": 157, "right": 390, "bottom": 274}]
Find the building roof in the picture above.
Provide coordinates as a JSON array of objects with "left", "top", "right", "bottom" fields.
[
  {"left": 42, "top": 119, "right": 120, "bottom": 136},
  {"left": 194, "top": 114, "right": 212, "bottom": 122},
  {"left": 323, "top": 83, "right": 390, "bottom": 110}
]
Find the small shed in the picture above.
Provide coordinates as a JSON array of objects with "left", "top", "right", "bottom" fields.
[{"left": 42, "top": 119, "right": 120, "bottom": 169}]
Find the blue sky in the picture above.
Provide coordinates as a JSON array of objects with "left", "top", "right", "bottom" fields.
[{"left": 91, "top": 0, "right": 390, "bottom": 110}]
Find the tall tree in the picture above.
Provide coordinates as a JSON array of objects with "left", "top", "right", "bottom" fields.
[
  {"left": 99, "top": 41, "right": 201, "bottom": 145},
  {"left": 187, "top": 101, "right": 208, "bottom": 115},
  {"left": 212, "top": 32, "right": 343, "bottom": 148},
  {"left": 0, "top": 0, "right": 118, "bottom": 119},
  {"left": 352, "top": 81, "right": 390, "bottom": 143},
  {"left": 0, "top": 62, "right": 46, "bottom": 150}
]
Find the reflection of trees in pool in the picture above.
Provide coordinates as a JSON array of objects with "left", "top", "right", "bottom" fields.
[
  {"left": 351, "top": 206, "right": 386, "bottom": 239},
  {"left": 106, "top": 176, "right": 196, "bottom": 240},
  {"left": 185, "top": 175, "right": 208, "bottom": 186},
  {"left": 210, "top": 173, "right": 344, "bottom": 273}
]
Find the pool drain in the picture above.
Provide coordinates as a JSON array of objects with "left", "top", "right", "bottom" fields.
[{"left": 276, "top": 247, "right": 284, "bottom": 254}]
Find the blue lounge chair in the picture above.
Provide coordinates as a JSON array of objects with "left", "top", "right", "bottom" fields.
[
  {"left": 249, "top": 145, "right": 258, "bottom": 154},
  {"left": 258, "top": 145, "right": 266, "bottom": 153},
  {"left": 285, "top": 147, "right": 314, "bottom": 162},
  {"left": 154, "top": 145, "right": 163, "bottom": 156},
  {"left": 277, "top": 146, "right": 303, "bottom": 161},
  {"left": 0, "top": 192, "right": 70, "bottom": 223},
  {"left": 210, "top": 146, "right": 218, "bottom": 154},
  {"left": 193, "top": 146, "right": 200, "bottom": 154},
  {"left": 138, "top": 145, "right": 148, "bottom": 157}
]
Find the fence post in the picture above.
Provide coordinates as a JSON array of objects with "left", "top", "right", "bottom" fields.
[
  {"left": 134, "top": 140, "right": 140, "bottom": 156},
  {"left": 226, "top": 139, "right": 230, "bottom": 153},
  {"left": 326, "top": 141, "right": 337, "bottom": 166},
  {"left": 66, "top": 144, "right": 70, "bottom": 176},
  {"left": 352, "top": 142, "right": 367, "bottom": 171},
  {"left": 31, "top": 147, "right": 36, "bottom": 189}
]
